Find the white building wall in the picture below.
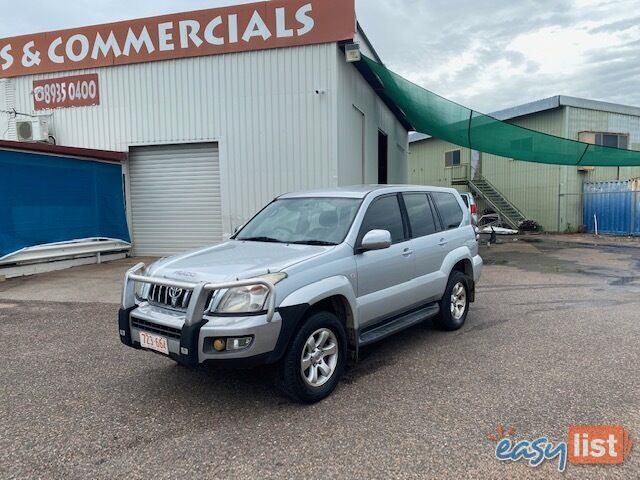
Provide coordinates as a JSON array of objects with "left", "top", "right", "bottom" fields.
[
  {"left": 335, "top": 48, "right": 408, "bottom": 185},
  {"left": 9, "top": 44, "right": 340, "bottom": 236},
  {"left": 7, "top": 42, "right": 408, "bottom": 237},
  {"left": 0, "top": 79, "right": 15, "bottom": 140},
  {"left": 0, "top": 80, "right": 6, "bottom": 138}
]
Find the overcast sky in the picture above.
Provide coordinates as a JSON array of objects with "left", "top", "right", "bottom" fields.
[{"left": 1, "top": 0, "right": 639, "bottom": 112}]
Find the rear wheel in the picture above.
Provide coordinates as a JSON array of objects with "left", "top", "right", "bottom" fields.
[
  {"left": 276, "top": 311, "right": 346, "bottom": 403},
  {"left": 434, "top": 271, "right": 470, "bottom": 331}
]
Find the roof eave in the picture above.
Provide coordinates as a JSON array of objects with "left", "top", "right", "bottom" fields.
[
  {"left": 339, "top": 23, "right": 413, "bottom": 132},
  {"left": 0, "top": 140, "right": 126, "bottom": 162}
]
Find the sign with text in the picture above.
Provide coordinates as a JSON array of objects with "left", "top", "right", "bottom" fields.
[
  {"left": 33, "top": 74, "right": 100, "bottom": 110},
  {"left": 0, "top": 0, "right": 355, "bottom": 78}
]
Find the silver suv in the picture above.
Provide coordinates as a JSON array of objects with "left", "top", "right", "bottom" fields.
[{"left": 119, "top": 185, "right": 482, "bottom": 403}]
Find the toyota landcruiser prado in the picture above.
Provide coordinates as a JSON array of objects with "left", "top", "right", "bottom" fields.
[{"left": 119, "top": 185, "right": 482, "bottom": 403}]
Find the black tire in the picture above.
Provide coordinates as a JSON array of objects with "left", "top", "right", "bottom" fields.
[
  {"left": 434, "top": 271, "right": 470, "bottom": 331},
  {"left": 276, "top": 311, "right": 347, "bottom": 403}
]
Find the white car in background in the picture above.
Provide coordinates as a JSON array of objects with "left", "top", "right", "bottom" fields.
[{"left": 460, "top": 192, "right": 478, "bottom": 225}]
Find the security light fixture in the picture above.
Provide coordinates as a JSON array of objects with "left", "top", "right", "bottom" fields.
[{"left": 345, "top": 43, "right": 361, "bottom": 63}]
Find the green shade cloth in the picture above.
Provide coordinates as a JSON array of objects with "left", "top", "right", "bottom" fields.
[{"left": 363, "top": 56, "right": 640, "bottom": 166}]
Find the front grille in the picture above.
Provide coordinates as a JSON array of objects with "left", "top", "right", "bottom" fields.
[
  {"left": 131, "top": 318, "right": 182, "bottom": 340},
  {"left": 147, "top": 284, "right": 192, "bottom": 310}
]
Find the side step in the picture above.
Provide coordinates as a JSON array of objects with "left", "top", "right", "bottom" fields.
[{"left": 358, "top": 303, "right": 440, "bottom": 347}]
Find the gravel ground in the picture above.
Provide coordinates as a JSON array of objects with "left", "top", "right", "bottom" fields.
[{"left": 1, "top": 239, "right": 639, "bottom": 479}]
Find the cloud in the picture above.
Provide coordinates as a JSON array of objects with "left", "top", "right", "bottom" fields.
[
  {"left": 357, "top": 0, "right": 640, "bottom": 112},
  {"left": 0, "top": 0, "right": 638, "bottom": 113}
]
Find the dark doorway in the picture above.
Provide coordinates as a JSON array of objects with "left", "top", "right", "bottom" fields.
[{"left": 378, "top": 130, "right": 388, "bottom": 184}]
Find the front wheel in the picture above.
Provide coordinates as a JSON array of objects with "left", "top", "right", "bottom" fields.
[
  {"left": 276, "top": 311, "right": 347, "bottom": 403},
  {"left": 434, "top": 271, "right": 470, "bottom": 331}
]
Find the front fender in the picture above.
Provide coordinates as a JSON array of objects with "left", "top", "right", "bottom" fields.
[
  {"left": 280, "top": 275, "right": 358, "bottom": 323},
  {"left": 266, "top": 276, "right": 358, "bottom": 364}
]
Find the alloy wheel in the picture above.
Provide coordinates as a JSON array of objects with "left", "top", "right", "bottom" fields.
[{"left": 300, "top": 328, "right": 339, "bottom": 387}]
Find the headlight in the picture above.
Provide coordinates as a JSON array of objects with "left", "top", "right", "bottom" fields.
[
  {"left": 215, "top": 273, "right": 286, "bottom": 314},
  {"left": 134, "top": 266, "right": 150, "bottom": 301}
]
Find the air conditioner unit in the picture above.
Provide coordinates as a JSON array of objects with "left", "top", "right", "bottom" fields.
[{"left": 16, "top": 120, "right": 49, "bottom": 142}]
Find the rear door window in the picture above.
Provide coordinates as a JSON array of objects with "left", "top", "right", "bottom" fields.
[
  {"left": 431, "top": 192, "right": 463, "bottom": 230},
  {"left": 402, "top": 193, "right": 438, "bottom": 238},
  {"left": 358, "top": 195, "right": 406, "bottom": 244}
]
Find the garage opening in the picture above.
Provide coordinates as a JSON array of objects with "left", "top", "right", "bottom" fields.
[
  {"left": 378, "top": 130, "right": 388, "bottom": 184},
  {"left": 128, "top": 143, "right": 222, "bottom": 256}
]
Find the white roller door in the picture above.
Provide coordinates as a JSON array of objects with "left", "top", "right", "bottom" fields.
[{"left": 128, "top": 143, "right": 222, "bottom": 256}]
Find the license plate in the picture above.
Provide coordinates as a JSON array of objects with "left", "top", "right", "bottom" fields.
[{"left": 139, "top": 331, "right": 169, "bottom": 355}]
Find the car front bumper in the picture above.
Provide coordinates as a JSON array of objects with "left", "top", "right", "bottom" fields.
[
  {"left": 119, "top": 304, "right": 285, "bottom": 367},
  {"left": 118, "top": 263, "right": 290, "bottom": 367}
]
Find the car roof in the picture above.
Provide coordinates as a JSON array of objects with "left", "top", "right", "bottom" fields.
[{"left": 278, "top": 185, "right": 460, "bottom": 199}]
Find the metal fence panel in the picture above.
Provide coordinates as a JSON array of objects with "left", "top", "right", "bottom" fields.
[{"left": 583, "top": 180, "right": 639, "bottom": 236}]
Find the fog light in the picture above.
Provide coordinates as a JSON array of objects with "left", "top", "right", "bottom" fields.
[
  {"left": 213, "top": 339, "right": 226, "bottom": 351},
  {"left": 226, "top": 337, "right": 253, "bottom": 351},
  {"left": 119, "top": 329, "right": 126, "bottom": 336}
]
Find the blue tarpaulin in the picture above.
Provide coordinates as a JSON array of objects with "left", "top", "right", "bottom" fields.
[{"left": 0, "top": 149, "right": 130, "bottom": 258}]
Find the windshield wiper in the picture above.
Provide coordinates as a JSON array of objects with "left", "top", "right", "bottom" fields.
[
  {"left": 239, "top": 236, "right": 283, "bottom": 243},
  {"left": 288, "top": 240, "right": 338, "bottom": 246}
]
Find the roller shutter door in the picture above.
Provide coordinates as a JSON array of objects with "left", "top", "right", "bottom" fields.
[{"left": 128, "top": 143, "right": 222, "bottom": 256}]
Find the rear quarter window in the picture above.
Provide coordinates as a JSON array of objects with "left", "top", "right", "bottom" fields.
[
  {"left": 403, "top": 193, "right": 438, "bottom": 237},
  {"left": 431, "top": 192, "right": 464, "bottom": 230}
]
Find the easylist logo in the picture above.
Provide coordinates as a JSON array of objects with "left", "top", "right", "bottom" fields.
[{"left": 489, "top": 424, "right": 633, "bottom": 472}]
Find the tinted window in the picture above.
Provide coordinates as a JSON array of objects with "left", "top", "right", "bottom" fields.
[
  {"left": 359, "top": 195, "right": 405, "bottom": 244},
  {"left": 403, "top": 193, "right": 437, "bottom": 237},
  {"left": 431, "top": 192, "right": 463, "bottom": 230}
]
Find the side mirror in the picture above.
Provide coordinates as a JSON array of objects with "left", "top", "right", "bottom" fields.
[
  {"left": 233, "top": 225, "right": 243, "bottom": 234},
  {"left": 360, "top": 230, "right": 392, "bottom": 251}
]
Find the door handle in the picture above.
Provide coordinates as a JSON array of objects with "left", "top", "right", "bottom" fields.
[
  {"left": 438, "top": 238, "right": 448, "bottom": 247},
  {"left": 402, "top": 248, "right": 414, "bottom": 257}
]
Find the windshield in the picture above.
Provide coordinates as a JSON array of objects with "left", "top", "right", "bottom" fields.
[{"left": 236, "top": 197, "right": 361, "bottom": 245}]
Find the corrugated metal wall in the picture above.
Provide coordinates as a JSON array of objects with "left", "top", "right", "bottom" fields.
[
  {"left": 565, "top": 106, "right": 640, "bottom": 186},
  {"left": 0, "top": 80, "right": 6, "bottom": 138},
  {"left": 410, "top": 106, "right": 640, "bottom": 232},
  {"left": 8, "top": 44, "right": 408, "bottom": 238},
  {"left": 480, "top": 109, "right": 564, "bottom": 230},
  {"left": 0, "top": 79, "right": 14, "bottom": 140},
  {"left": 563, "top": 107, "right": 640, "bottom": 231},
  {"left": 409, "top": 109, "right": 564, "bottom": 229},
  {"left": 583, "top": 180, "right": 640, "bottom": 235},
  {"left": 336, "top": 48, "right": 408, "bottom": 185},
  {"left": 24, "top": 45, "right": 337, "bottom": 235},
  {"left": 409, "top": 139, "right": 471, "bottom": 187}
]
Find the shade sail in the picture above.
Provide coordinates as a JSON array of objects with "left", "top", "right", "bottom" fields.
[{"left": 363, "top": 56, "right": 640, "bottom": 167}]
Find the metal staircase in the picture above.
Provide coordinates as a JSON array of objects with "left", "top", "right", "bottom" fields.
[{"left": 468, "top": 176, "right": 527, "bottom": 230}]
